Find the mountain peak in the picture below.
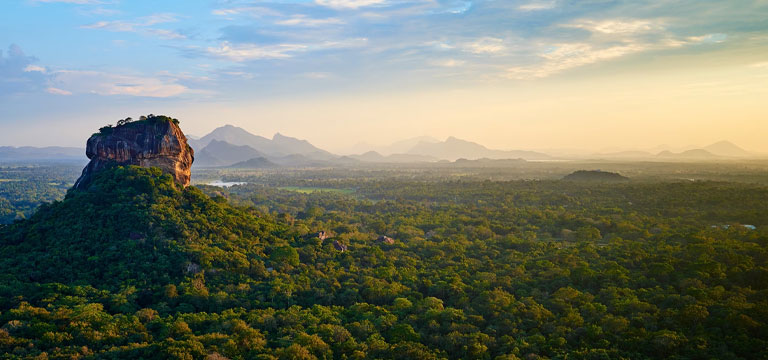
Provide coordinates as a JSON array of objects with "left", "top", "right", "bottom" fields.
[{"left": 703, "top": 140, "right": 751, "bottom": 157}]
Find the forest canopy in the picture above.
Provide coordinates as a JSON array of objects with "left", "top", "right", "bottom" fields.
[{"left": 0, "top": 165, "right": 766, "bottom": 359}]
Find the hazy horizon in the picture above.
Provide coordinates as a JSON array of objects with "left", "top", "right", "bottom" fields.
[{"left": 1, "top": 0, "right": 767, "bottom": 153}]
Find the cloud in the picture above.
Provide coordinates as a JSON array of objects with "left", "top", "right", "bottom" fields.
[
  {"left": 30, "top": 0, "right": 105, "bottom": 4},
  {"left": 441, "top": 1, "right": 473, "bottom": 14},
  {"left": 212, "top": 6, "right": 281, "bottom": 18},
  {"left": 518, "top": 1, "right": 556, "bottom": 11},
  {"left": 51, "top": 70, "right": 189, "bottom": 97},
  {"left": 276, "top": 15, "right": 345, "bottom": 27},
  {"left": 206, "top": 38, "right": 368, "bottom": 62},
  {"left": 687, "top": 33, "right": 727, "bottom": 44},
  {"left": 566, "top": 19, "right": 664, "bottom": 35},
  {"left": 0, "top": 44, "right": 49, "bottom": 95},
  {"left": 24, "top": 64, "right": 47, "bottom": 73},
  {"left": 315, "top": 0, "right": 388, "bottom": 10},
  {"left": 504, "top": 20, "right": 729, "bottom": 80},
  {"left": 46, "top": 87, "right": 72, "bottom": 95},
  {"left": 81, "top": 13, "right": 185, "bottom": 39},
  {"left": 207, "top": 42, "right": 308, "bottom": 61},
  {"left": 463, "top": 37, "right": 506, "bottom": 55},
  {"left": 431, "top": 59, "right": 465, "bottom": 67},
  {"left": 506, "top": 42, "right": 648, "bottom": 79}
]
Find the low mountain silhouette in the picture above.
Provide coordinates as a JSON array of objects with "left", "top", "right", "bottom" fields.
[
  {"left": 657, "top": 149, "right": 718, "bottom": 159},
  {"left": 190, "top": 125, "right": 332, "bottom": 158},
  {"left": 347, "top": 136, "right": 441, "bottom": 155},
  {"left": 228, "top": 156, "right": 279, "bottom": 168},
  {"left": 195, "top": 139, "right": 265, "bottom": 167},
  {"left": 349, "top": 151, "right": 438, "bottom": 163},
  {"left": 702, "top": 141, "right": 751, "bottom": 157},
  {"left": 407, "top": 136, "right": 551, "bottom": 161},
  {"left": 563, "top": 170, "right": 629, "bottom": 182},
  {"left": 0, "top": 146, "right": 85, "bottom": 161}
]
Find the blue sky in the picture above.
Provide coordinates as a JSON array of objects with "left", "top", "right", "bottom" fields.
[{"left": 1, "top": 0, "right": 767, "bottom": 152}]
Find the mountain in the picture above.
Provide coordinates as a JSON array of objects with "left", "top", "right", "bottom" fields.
[
  {"left": 0, "top": 146, "right": 85, "bottom": 162},
  {"left": 228, "top": 156, "right": 279, "bottom": 168},
  {"left": 348, "top": 151, "right": 438, "bottom": 163},
  {"left": 190, "top": 124, "right": 272, "bottom": 151},
  {"left": 190, "top": 125, "right": 332, "bottom": 158},
  {"left": 407, "top": 136, "right": 551, "bottom": 161},
  {"left": 703, "top": 141, "right": 752, "bottom": 157},
  {"left": 195, "top": 140, "right": 265, "bottom": 167},
  {"left": 271, "top": 133, "right": 335, "bottom": 159},
  {"left": 347, "top": 136, "right": 441, "bottom": 155},
  {"left": 657, "top": 149, "right": 718, "bottom": 159}
]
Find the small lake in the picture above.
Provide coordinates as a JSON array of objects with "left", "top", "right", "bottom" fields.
[{"left": 208, "top": 180, "right": 248, "bottom": 187}]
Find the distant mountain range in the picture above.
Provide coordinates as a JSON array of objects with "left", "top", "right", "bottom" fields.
[
  {"left": 2, "top": 125, "right": 761, "bottom": 166},
  {"left": 594, "top": 141, "right": 755, "bottom": 160},
  {"left": 406, "top": 136, "right": 552, "bottom": 161},
  {"left": 189, "top": 125, "right": 334, "bottom": 160},
  {"left": 189, "top": 125, "right": 557, "bottom": 168},
  {"left": 0, "top": 146, "right": 85, "bottom": 162},
  {"left": 346, "top": 136, "right": 440, "bottom": 156}
]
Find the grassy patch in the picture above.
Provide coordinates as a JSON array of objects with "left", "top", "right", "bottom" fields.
[{"left": 279, "top": 186, "right": 355, "bottom": 195}]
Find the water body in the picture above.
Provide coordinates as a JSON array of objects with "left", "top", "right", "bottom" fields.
[{"left": 208, "top": 180, "right": 248, "bottom": 187}]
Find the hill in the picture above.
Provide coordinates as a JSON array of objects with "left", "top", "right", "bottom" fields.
[
  {"left": 190, "top": 125, "right": 332, "bottom": 158},
  {"left": 658, "top": 149, "right": 718, "bottom": 159},
  {"left": 228, "top": 156, "right": 279, "bottom": 168},
  {"left": 0, "top": 166, "right": 278, "bottom": 290},
  {"left": 407, "top": 136, "right": 551, "bottom": 161},
  {"left": 563, "top": 170, "right": 629, "bottom": 182},
  {"left": 703, "top": 140, "right": 752, "bottom": 157},
  {"left": 195, "top": 139, "right": 265, "bottom": 167}
]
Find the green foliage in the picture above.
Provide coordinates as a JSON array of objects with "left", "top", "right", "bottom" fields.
[
  {"left": 1, "top": 166, "right": 767, "bottom": 359},
  {"left": 96, "top": 114, "right": 180, "bottom": 135}
]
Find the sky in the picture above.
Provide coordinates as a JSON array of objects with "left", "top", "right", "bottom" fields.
[{"left": 1, "top": 0, "right": 767, "bottom": 153}]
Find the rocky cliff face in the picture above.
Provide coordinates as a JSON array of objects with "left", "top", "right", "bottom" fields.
[{"left": 74, "top": 117, "right": 194, "bottom": 190}]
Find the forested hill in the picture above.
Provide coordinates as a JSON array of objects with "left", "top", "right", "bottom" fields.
[
  {"left": 0, "top": 165, "right": 767, "bottom": 359},
  {"left": 0, "top": 166, "right": 279, "bottom": 291}
]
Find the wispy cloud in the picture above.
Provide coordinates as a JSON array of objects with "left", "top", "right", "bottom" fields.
[
  {"left": 463, "top": 37, "right": 506, "bottom": 55},
  {"left": 431, "top": 59, "right": 465, "bottom": 67},
  {"left": 51, "top": 70, "right": 189, "bottom": 97},
  {"left": 207, "top": 42, "right": 308, "bottom": 61},
  {"left": 206, "top": 38, "right": 368, "bottom": 62},
  {"left": 275, "top": 15, "right": 345, "bottom": 27},
  {"left": 518, "top": 1, "right": 556, "bottom": 11},
  {"left": 46, "top": 87, "right": 72, "bottom": 95},
  {"left": 506, "top": 42, "right": 648, "bottom": 79},
  {"left": 315, "top": 0, "right": 388, "bottom": 10},
  {"left": 212, "top": 6, "right": 281, "bottom": 18},
  {"left": 566, "top": 19, "right": 664, "bottom": 35},
  {"left": 30, "top": 0, "right": 105, "bottom": 4},
  {"left": 81, "top": 13, "right": 185, "bottom": 39},
  {"left": 504, "top": 18, "right": 729, "bottom": 80}
]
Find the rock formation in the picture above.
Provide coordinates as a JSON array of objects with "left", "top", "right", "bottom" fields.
[
  {"left": 377, "top": 235, "right": 395, "bottom": 245},
  {"left": 74, "top": 116, "right": 194, "bottom": 190}
]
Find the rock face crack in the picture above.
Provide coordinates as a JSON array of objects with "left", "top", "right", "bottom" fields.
[{"left": 74, "top": 119, "right": 194, "bottom": 190}]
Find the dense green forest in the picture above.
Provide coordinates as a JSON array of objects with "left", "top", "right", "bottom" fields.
[
  {"left": 0, "top": 164, "right": 82, "bottom": 224},
  {"left": 1, "top": 165, "right": 767, "bottom": 359}
]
